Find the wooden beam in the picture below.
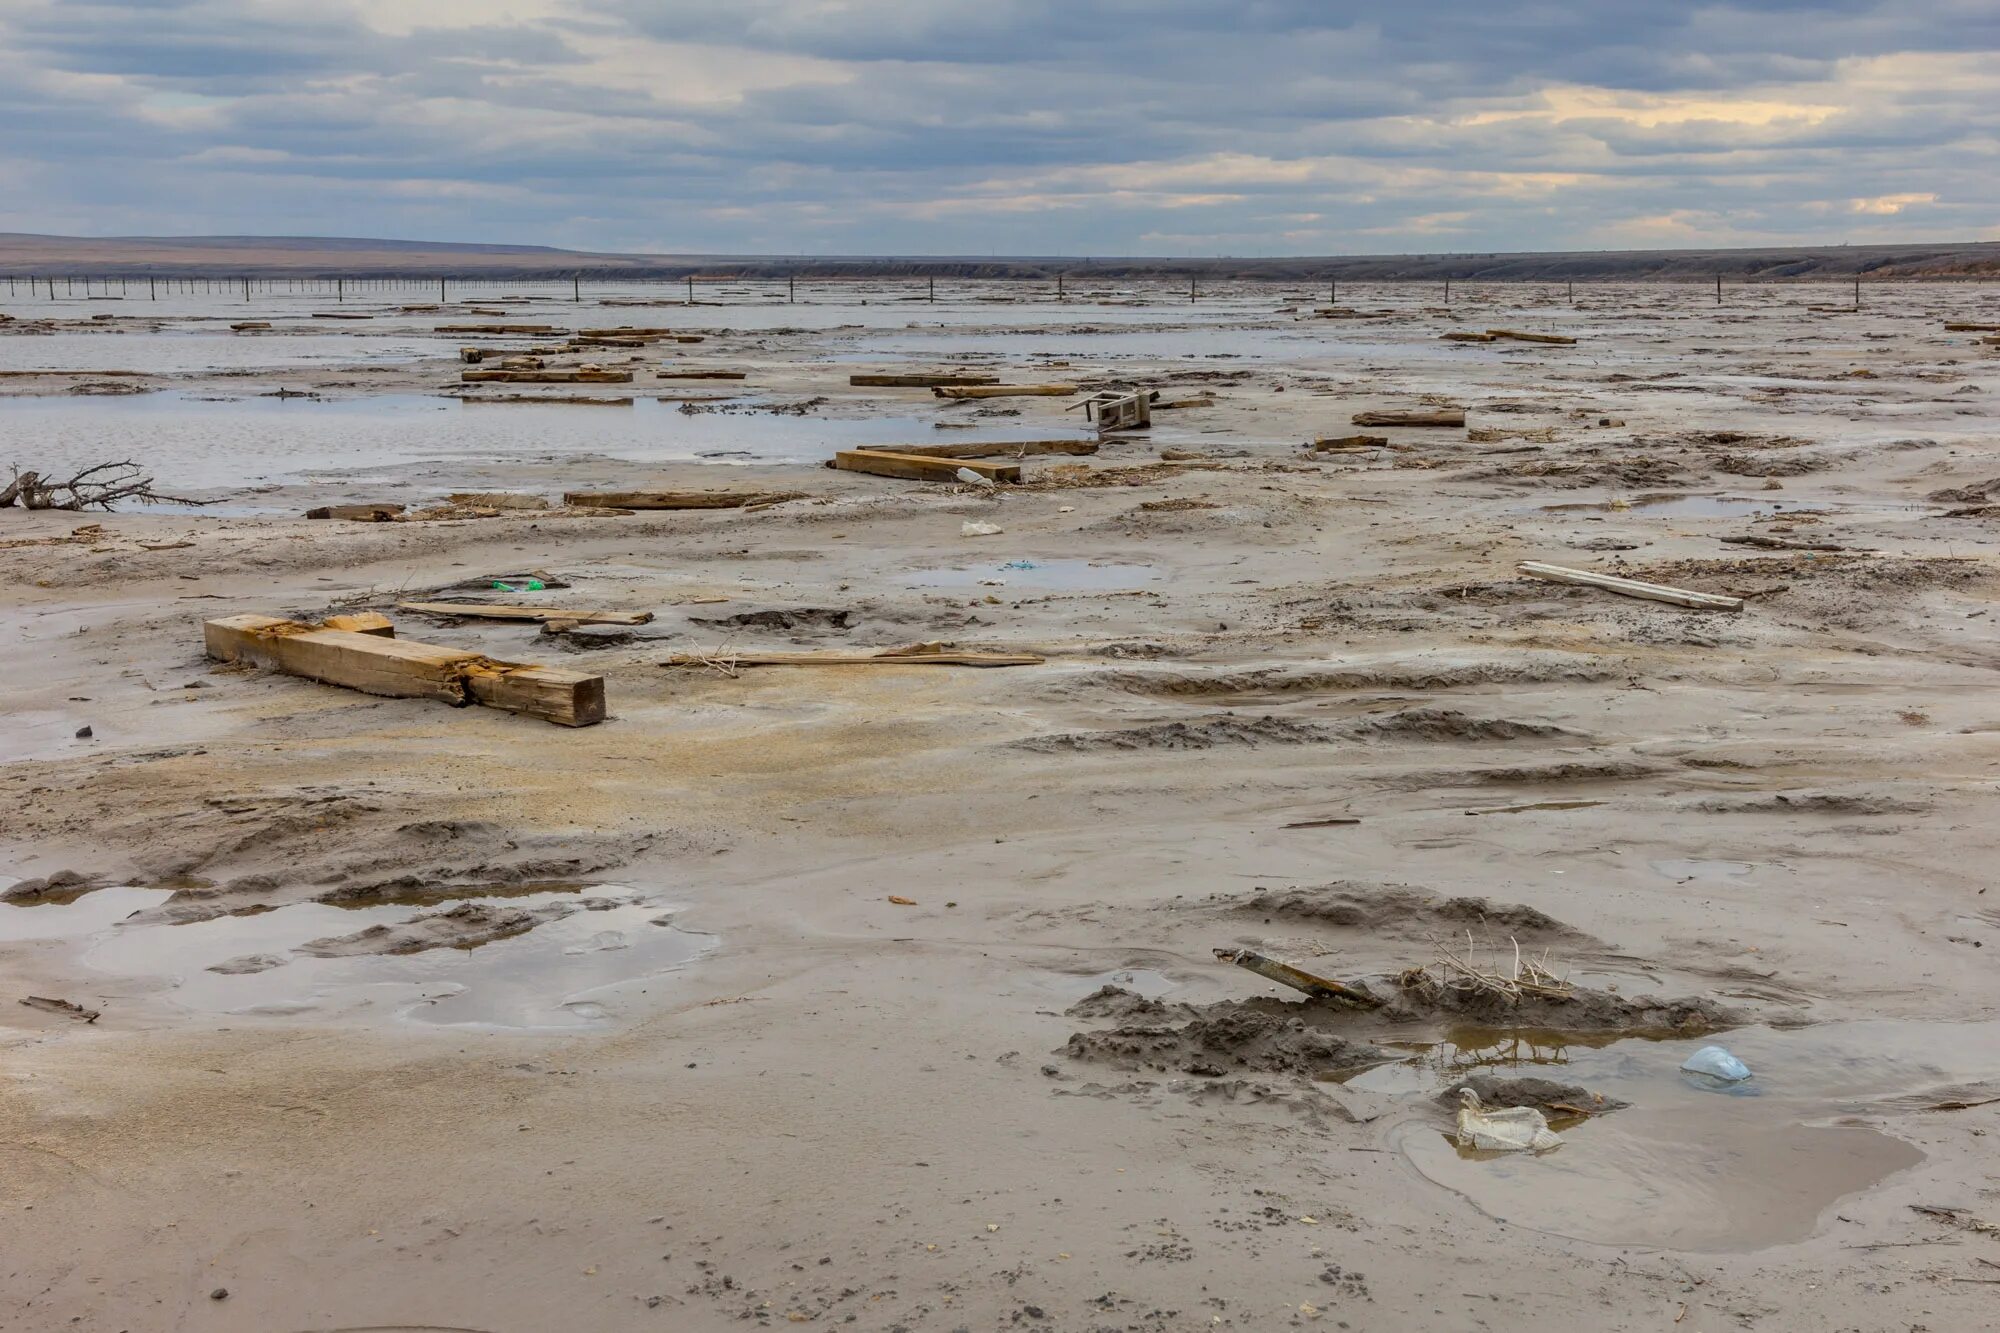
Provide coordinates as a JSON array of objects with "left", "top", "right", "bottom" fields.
[
  {"left": 858, "top": 440, "right": 1098, "bottom": 459},
  {"left": 1517, "top": 561, "right": 1743, "bottom": 611},
  {"left": 399, "top": 602, "right": 653, "bottom": 626},
  {"left": 1352, "top": 409, "right": 1465, "bottom": 427},
  {"left": 322, "top": 612, "right": 395, "bottom": 636},
  {"left": 1440, "top": 331, "right": 1498, "bottom": 343},
  {"left": 460, "top": 395, "right": 633, "bottom": 406},
  {"left": 461, "top": 369, "right": 633, "bottom": 384},
  {"left": 933, "top": 383, "right": 1078, "bottom": 399},
  {"left": 830, "top": 450, "right": 1022, "bottom": 483},
  {"left": 1487, "top": 329, "right": 1578, "bottom": 345},
  {"left": 849, "top": 373, "right": 1001, "bottom": 387},
  {"left": 435, "top": 323, "right": 560, "bottom": 333},
  {"left": 305, "top": 503, "right": 404, "bottom": 521},
  {"left": 656, "top": 369, "right": 747, "bottom": 380},
  {"left": 1311, "top": 434, "right": 1390, "bottom": 451},
  {"left": 1944, "top": 322, "right": 2000, "bottom": 332},
  {"left": 559, "top": 490, "right": 806, "bottom": 510},
  {"left": 204, "top": 614, "right": 605, "bottom": 726}
]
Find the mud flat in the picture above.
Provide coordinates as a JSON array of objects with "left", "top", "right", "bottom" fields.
[{"left": 4, "top": 278, "right": 2000, "bottom": 1330}]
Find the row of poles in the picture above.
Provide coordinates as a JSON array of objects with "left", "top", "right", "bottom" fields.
[{"left": 0, "top": 272, "right": 1886, "bottom": 307}]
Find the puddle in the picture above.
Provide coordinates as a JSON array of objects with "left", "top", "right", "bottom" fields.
[
  {"left": 899, "top": 559, "right": 1162, "bottom": 590},
  {"left": 1353, "top": 1021, "right": 2000, "bottom": 1251},
  {"left": 1, "top": 885, "right": 712, "bottom": 1030}
]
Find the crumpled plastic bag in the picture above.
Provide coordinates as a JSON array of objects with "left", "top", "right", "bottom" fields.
[
  {"left": 1454, "top": 1088, "right": 1563, "bottom": 1153},
  {"left": 960, "top": 520, "right": 1003, "bottom": 537}
]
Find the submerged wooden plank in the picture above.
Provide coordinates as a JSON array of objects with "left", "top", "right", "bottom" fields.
[
  {"left": 397, "top": 602, "right": 654, "bottom": 626},
  {"left": 850, "top": 373, "right": 1001, "bottom": 387},
  {"left": 560, "top": 489, "right": 806, "bottom": 510},
  {"left": 830, "top": 450, "right": 1022, "bottom": 483},
  {"left": 204, "top": 614, "right": 605, "bottom": 725},
  {"left": 933, "top": 383, "right": 1077, "bottom": 399},
  {"left": 1517, "top": 561, "right": 1743, "bottom": 611},
  {"left": 461, "top": 369, "right": 633, "bottom": 384}
]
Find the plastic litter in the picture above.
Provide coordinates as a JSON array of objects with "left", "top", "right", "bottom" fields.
[
  {"left": 960, "top": 521, "right": 1003, "bottom": 537},
  {"left": 999, "top": 560, "right": 1039, "bottom": 570},
  {"left": 1680, "top": 1045, "right": 1752, "bottom": 1083},
  {"left": 1454, "top": 1088, "right": 1562, "bottom": 1153},
  {"left": 492, "top": 578, "right": 545, "bottom": 593},
  {"left": 954, "top": 467, "right": 995, "bottom": 486}
]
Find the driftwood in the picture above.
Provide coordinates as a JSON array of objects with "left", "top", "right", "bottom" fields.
[
  {"left": 1213, "top": 948, "right": 1382, "bottom": 1009},
  {"left": 1518, "top": 560, "right": 1745, "bottom": 611},
  {"left": 664, "top": 643, "right": 1043, "bottom": 671},
  {"left": 3, "top": 462, "right": 204, "bottom": 511},
  {"left": 1352, "top": 409, "right": 1465, "bottom": 428}
]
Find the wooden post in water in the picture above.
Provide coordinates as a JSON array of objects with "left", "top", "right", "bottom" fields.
[
  {"left": 686, "top": 274, "right": 694, "bottom": 305},
  {"left": 1444, "top": 278, "right": 1451, "bottom": 303},
  {"left": 439, "top": 276, "right": 446, "bottom": 303},
  {"left": 1854, "top": 275, "right": 1861, "bottom": 310},
  {"left": 337, "top": 277, "right": 344, "bottom": 303},
  {"left": 1715, "top": 273, "right": 1722, "bottom": 305},
  {"left": 928, "top": 276, "right": 935, "bottom": 303},
  {"left": 788, "top": 274, "right": 795, "bottom": 303},
  {"left": 150, "top": 276, "right": 156, "bottom": 300},
  {"left": 1190, "top": 274, "right": 1197, "bottom": 302}
]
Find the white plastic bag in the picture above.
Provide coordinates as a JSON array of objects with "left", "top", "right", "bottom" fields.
[
  {"left": 1454, "top": 1089, "right": 1562, "bottom": 1153},
  {"left": 1680, "top": 1045, "right": 1751, "bottom": 1083},
  {"left": 960, "top": 520, "right": 1003, "bottom": 537}
]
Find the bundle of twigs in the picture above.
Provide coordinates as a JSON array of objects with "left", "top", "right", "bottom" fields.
[
  {"left": 2, "top": 461, "right": 205, "bottom": 511},
  {"left": 1401, "top": 932, "right": 1574, "bottom": 1005}
]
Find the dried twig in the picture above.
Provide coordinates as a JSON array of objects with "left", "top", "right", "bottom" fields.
[
  {"left": 3, "top": 461, "right": 207, "bottom": 511},
  {"left": 1406, "top": 932, "right": 1573, "bottom": 1006}
]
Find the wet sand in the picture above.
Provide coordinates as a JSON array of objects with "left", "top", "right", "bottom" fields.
[{"left": 4, "top": 280, "right": 2000, "bottom": 1331}]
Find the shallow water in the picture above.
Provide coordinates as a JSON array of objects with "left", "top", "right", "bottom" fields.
[
  {"left": 1351, "top": 1020, "right": 2000, "bottom": 1251},
  {"left": 0, "top": 392, "right": 1096, "bottom": 496},
  {"left": 1, "top": 884, "right": 712, "bottom": 1030}
]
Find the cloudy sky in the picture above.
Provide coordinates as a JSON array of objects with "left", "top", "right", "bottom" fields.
[{"left": 0, "top": 0, "right": 1994, "bottom": 255}]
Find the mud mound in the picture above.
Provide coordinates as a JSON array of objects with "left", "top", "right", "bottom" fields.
[
  {"left": 1383, "top": 759, "right": 1662, "bottom": 789},
  {"left": 1013, "top": 714, "right": 1334, "bottom": 753},
  {"left": 1383, "top": 981, "right": 1738, "bottom": 1034},
  {"left": 1065, "top": 984, "right": 1178, "bottom": 1022},
  {"left": 1, "top": 870, "right": 102, "bottom": 904},
  {"left": 298, "top": 900, "right": 578, "bottom": 958},
  {"left": 1065, "top": 1002, "right": 1386, "bottom": 1077},
  {"left": 1341, "top": 708, "right": 1589, "bottom": 744},
  {"left": 1711, "top": 450, "right": 1836, "bottom": 476},
  {"left": 1435, "top": 1075, "right": 1627, "bottom": 1116},
  {"left": 1691, "top": 790, "right": 1927, "bottom": 815},
  {"left": 689, "top": 607, "right": 853, "bottom": 631},
  {"left": 1077, "top": 654, "right": 1620, "bottom": 700},
  {"left": 1227, "top": 883, "right": 1590, "bottom": 943}
]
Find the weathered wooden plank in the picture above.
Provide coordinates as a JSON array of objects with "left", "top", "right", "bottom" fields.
[
  {"left": 1311, "top": 434, "right": 1390, "bottom": 451},
  {"left": 933, "top": 384, "right": 1077, "bottom": 399},
  {"left": 459, "top": 395, "right": 634, "bottom": 406},
  {"left": 1352, "top": 409, "right": 1465, "bottom": 427},
  {"left": 850, "top": 373, "right": 1001, "bottom": 387},
  {"left": 830, "top": 450, "right": 1022, "bottom": 483},
  {"left": 1517, "top": 561, "right": 1743, "bottom": 611},
  {"left": 204, "top": 614, "right": 605, "bottom": 725},
  {"left": 1440, "top": 331, "right": 1498, "bottom": 343},
  {"left": 305, "top": 503, "right": 405, "bottom": 521},
  {"left": 398, "top": 602, "right": 653, "bottom": 626},
  {"left": 655, "top": 369, "right": 748, "bottom": 380},
  {"left": 862, "top": 440, "right": 1098, "bottom": 460},
  {"left": 461, "top": 369, "right": 633, "bottom": 384},
  {"left": 1487, "top": 328, "right": 1578, "bottom": 345},
  {"left": 436, "top": 323, "right": 560, "bottom": 333},
  {"left": 559, "top": 489, "right": 806, "bottom": 510},
  {"left": 322, "top": 612, "right": 396, "bottom": 636}
]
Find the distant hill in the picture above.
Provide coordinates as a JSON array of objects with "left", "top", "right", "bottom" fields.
[{"left": 3, "top": 232, "right": 1998, "bottom": 281}]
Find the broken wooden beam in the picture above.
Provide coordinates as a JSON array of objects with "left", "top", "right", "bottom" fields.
[
  {"left": 655, "top": 369, "right": 747, "bottom": 380},
  {"left": 1517, "top": 561, "right": 1744, "bottom": 611},
  {"left": 663, "top": 646, "right": 1043, "bottom": 669},
  {"left": 558, "top": 490, "right": 806, "bottom": 510},
  {"left": 1352, "top": 409, "right": 1465, "bottom": 428},
  {"left": 1311, "top": 434, "right": 1390, "bottom": 451},
  {"left": 1487, "top": 329, "right": 1578, "bottom": 345},
  {"left": 1944, "top": 322, "right": 2000, "bottom": 332},
  {"left": 1440, "top": 331, "right": 1498, "bottom": 343},
  {"left": 849, "top": 373, "right": 1001, "bottom": 388},
  {"left": 397, "top": 602, "right": 653, "bottom": 626},
  {"left": 862, "top": 440, "right": 1098, "bottom": 460},
  {"left": 933, "top": 384, "right": 1078, "bottom": 400},
  {"left": 322, "top": 612, "right": 395, "bottom": 636},
  {"left": 204, "top": 614, "right": 605, "bottom": 726},
  {"left": 305, "top": 503, "right": 405, "bottom": 521},
  {"left": 435, "top": 323, "right": 560, "bottom": 334},
  {"left": 230, "top": 321, "right": 272, "bottom": 332},
  {"left": 461, "top": 369, "right": 633, "bottom": 384},
  {"left": 1212, "top": 948, "right": 1382, "bottom": 1009},
  {"left": 830, "top": 450, "right": 1021, "bottom": 483}
]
